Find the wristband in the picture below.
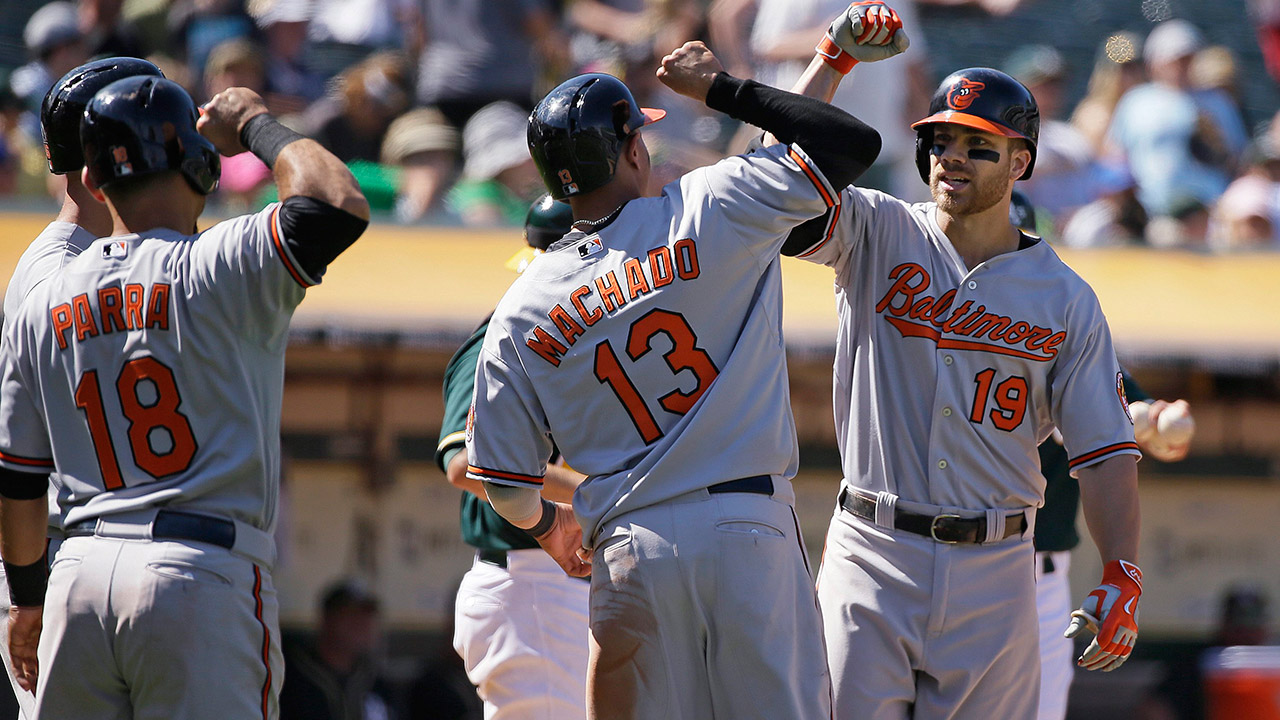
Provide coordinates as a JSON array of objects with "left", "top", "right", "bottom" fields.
[
  {"left": 240, "top": 114, "right": 305, "bottom": 169},
  {"left": 816, "top": 36, "right": 858, "bottom": 74},
  {"left": 526, "top": 499, "right": 557, "bottom": 539},
  {"left": 4, "top": 554, "right": 48, "bottom": 607}
]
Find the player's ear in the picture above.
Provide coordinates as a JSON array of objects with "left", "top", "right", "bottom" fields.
[
  {"left": 1008, "top": 139, "right": 1031, "bottom": 182},
  {"left": 81, "top": 167, "right": 108, "bottom": 205}
]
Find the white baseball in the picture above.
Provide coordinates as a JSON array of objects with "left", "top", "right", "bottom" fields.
[
  {"left": 1156, "top": 401, "right": 1195, "bottom": 445},
  {"left": 1129, "top": 401, "right": 1154, "bottom": 442}
]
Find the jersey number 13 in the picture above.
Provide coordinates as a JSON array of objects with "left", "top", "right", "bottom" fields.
[
  {"left": 593, "top": 309, "right": 719, "bottom": 444},
  {"left": 74, "top": 356, "right": 197, "bottom": 489}
]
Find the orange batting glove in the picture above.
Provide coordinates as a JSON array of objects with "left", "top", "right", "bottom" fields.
[
  {"left": 816, "top": 1, "right": 910, "bottom": 74},
  {"left": 1064, "top": 559, "right": 1142, "bottom": 671}
]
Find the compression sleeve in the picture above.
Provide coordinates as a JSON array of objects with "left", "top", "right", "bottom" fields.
[
  {"left": 275, "top": 196, "right": 370, "bottom": 278},
  {"left": 482, "top": 481, "right": 543, "bottom": 529},
  {"left": 705, "top": 73, "right": 880, "bottom": 190},
  {"left": 0, "top": 468, "right": 49, "bottom": 501}
]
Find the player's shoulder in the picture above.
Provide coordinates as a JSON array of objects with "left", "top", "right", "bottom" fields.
[
  {"left": 1026, "top": 238, "right": 1108, "bottom": 310},
  {"left": 4, "top": 222, "right": 97, "bottom": 318},
  {"left": 194, "top": 203, "right": 281, "bottom": 244}
]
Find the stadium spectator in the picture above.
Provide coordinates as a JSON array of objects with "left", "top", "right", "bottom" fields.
[
  {"left": 10, "top": 2, "right": 87, "bottom": 138},
  {"left": 1004, "top": 44, "right": 1098, "bottom": 227},
  {"left": 380, "top": 107, "right": 459, "bottom": 222},
  {"left": 168, "top": 0, "right": 255, "bottom": 85},
  {"left": 1212, "top": 131, "right": 1280, "bottom": 251},
  {"left": 446, "top": 102, "right": 543, "bottom": 226},
  {"left": 1106, "top": 19, "right": 1247, "bottom": 220},
  {"left": 280, "top": 580, "right": 398, "bottom": 720},
  {"left": 297, "top": 52, "right": 412, "bottom": 164},
  {"left": 567, "top": 0, "right": 699, "bottom": 76},
  {"left": 414, "top": 0, "right": 564, "bottom": 127},
  {"left": 1071, "top": 31, "right": 1146, "bottom": 155},
  {"left": 249, "top": 0, "right": 324, "bottom": 114},
  {"left": 79, "top": 0, "right": 145, "bottom": 58},
  {"left": 1059, "top": 164, "right": 1148, "bottom": 248},
  {"left": 307, "top": 0, "right": 419, "bottom": 80},
  {"left": 203, "top": 38, "right": 272, "bottom": 210}
]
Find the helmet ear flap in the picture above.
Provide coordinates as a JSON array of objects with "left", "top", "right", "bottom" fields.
[{"left": 915, "top": 127, "right": 933, "bottom": 184}]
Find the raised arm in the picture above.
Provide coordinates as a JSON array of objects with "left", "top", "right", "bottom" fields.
[{"left": 658, "top": 41, "right": 880, "bottom": 190}]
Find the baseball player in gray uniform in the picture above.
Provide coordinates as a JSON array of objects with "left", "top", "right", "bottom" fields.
[
  {"left": 0, "top": 56, "right": 164, "bottom": 719},
  {"left": 437, "top": 196, "right": 591, "bottom": 719},
  {"left": 773, "top": 4, "right": 1144, "bottom": 718},
  {"left": 466, "top": 43, "right": 882, "bottom": 719},
  {"left": 0, "top": 75, "right": 368, "bottom": 719}
]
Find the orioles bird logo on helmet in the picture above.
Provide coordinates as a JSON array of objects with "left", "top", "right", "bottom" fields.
[{"left": 946, "top": 79, "right": 985, "bottom": 110}]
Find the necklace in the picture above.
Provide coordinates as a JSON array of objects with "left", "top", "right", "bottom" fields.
[{"left": 572, "top": 203, "right": 626, "bottom": 231}]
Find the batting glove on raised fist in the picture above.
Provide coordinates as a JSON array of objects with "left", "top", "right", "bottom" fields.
[
  {"left": 1064, "top": 559, "right": 1143, "bottom": 672},
  {"left": 817, "top": 1, "right": 910, "bottom": 74}
]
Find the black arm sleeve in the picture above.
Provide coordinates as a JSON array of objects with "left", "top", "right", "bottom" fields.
[
  {"left": 780, "top": 211, "right": 834, "bottom": 257},
  {"left": 0, "top": 468, "right": 49, "bottom": 500},
  {"left": 705, "top": 73, "right": 881, "bottom": 190},
  {"left": 276, "top": 196, "right": 370, "bottom": 279}
]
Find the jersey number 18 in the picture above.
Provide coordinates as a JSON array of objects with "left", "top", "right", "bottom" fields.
[{"left": 74, "top": 355, "right": 197, "bottom": 489}]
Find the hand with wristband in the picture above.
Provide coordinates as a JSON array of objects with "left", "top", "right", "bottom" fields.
[
  {"left": 817, "top": 1, "right": 911, "bottom": 74},
  {"left": 1064, "top": 559, "right": 1143, "bottom": 671},
  {"left": 528, "top": 500, "right": 591, "bottom": 578}
]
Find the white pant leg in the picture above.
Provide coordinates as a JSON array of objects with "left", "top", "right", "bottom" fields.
[
  {"left": 453, "top": 550, "right": 590, "bottom": 720},
  {"left": 589, "top": 494, "right": 830, "bottom": 720},
  {"left": 1035, "top": 551, "right": 1074, "bottom": 720},
  {"left": 35, "top": 536, "right": 283, "bottom": 720}
]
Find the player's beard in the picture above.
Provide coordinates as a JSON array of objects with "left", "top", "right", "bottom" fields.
[{"left": 930, "top": 160, "right": 1010, "bottom": 217}]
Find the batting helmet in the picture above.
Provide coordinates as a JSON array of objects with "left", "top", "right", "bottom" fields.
[
  {"left": 527, "top": 73, "right": 665, "bottom": 200},
  {"left": 41, "top": 57, "right": 164, "bottom": 175},
  {"left": 81, "top": 75, "right": 220, "bottom": 195},
  {"left": 507, "top": 194, "right": 575, "bottom": 272},
  {"left": 911, "top": 67, "right": 1039, "bottom": 183}
]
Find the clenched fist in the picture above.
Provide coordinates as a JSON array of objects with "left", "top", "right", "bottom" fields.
[
  {"left": 657, "top": 41, "right": 726, "bottom": 102},
  {"left": 197, "top": 87, "right": 270, "bottom": 157},
  {"left": 818, "top": 1, "right": 911, "bottom": 72}
]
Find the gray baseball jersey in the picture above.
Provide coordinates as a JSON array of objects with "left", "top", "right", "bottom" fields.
[
  {"left": 1, "top": 220, "right": 96, "bottom": 536},
  {"left": 799, "top": 188, "right": 1138, "bottom": 509},
  {"left": 0, "top": 204, "right": 308, "bottom": 532},
  {"left": 465, "top": 142, "right": 837, "bottom": 543}
]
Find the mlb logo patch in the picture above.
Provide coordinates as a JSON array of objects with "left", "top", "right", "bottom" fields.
[
  {"left": 102, "top": 240, "right": 128, "bottom": 259},
  {"left": 578, "top": 237, "right": 603, "bottom": 258}
]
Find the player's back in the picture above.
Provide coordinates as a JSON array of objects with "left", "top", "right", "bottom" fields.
[
  {"left": 3, "top": 206, "right": 303, "bottom": 532},
  {"left": 2, "top": 221, "right": 97, "bottom": 324},
  {"left": 474, "top": 145, "right": 837, "bottom": 540}
]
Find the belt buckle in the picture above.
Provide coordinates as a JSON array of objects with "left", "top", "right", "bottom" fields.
[{"left": 930, "top": 514, "right": 962, "bottom": 544}]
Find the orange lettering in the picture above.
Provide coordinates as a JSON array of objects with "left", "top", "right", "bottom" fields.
[
  {"left": 124, "top": 283, "right": 145, "bottom": 329},
  {"left": 526, "top": 326, "right": 568, "bottom": 367},
  {"left": 623, "top": 258, "right": 651, "bottom": 300},
  {"left": 648, "top": 247, "right": 674, "bottom": 288},
  {"left": 146, "top": 283, "right": 170, "bottom": 331},
  {"left": 570, "top": 286, "right": 602, "bottom": 326},
  {"left": 72, "top": 293, "right": 99, "bottom": 342},
  {"left": 674, "top": 239, "right": 700, "bottom": 280},
  {"left": 549, "top": 304, "right": 584, "bottom": 346},
  {"left": 98, "top": 286, "right": 127, "bottom": 333},
  {"left": 51, "top": 304, "right": 73, "bottom": 350},
  {"left": 595, "top": 272, "right": 626, "bottom": 313},
  {"left": 875, "top": 263, "right": 930, "bottom": 316}
]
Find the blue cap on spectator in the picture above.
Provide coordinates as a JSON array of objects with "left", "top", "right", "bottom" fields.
[{"left": 24, "top": 2, "right": 81, "bottom": 57}]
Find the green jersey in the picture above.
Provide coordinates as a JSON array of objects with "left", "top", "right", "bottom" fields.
[
  {"left": 436, "top": 318, "right": 540, "bottom": 553},
  {"left": 1034, "top": 372, "right": 1149, "bottom": 552}
]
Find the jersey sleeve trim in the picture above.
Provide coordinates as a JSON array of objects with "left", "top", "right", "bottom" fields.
[
  {"left": 1068, "top": 441, "right": 1141, "bottom": 470},
  {"left": 438, "top": 431, "right": 466, "bottom": 455},
  {"left": 795, "top": 197, "right": 841, "bottom": 259},
  {"left": 269, "top": 205, "right": 317, "bottom": 289},
  {"left": 788, "top": 147, "right": 837, "bottom": 209},
  {"left": 0, "top": 450, "right": 55, "bottom": 470},
  {"left": 466, "top": 465, "right": 544, "bottom": 488}
]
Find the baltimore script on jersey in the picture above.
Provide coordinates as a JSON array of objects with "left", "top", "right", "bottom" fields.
[{"left": 526, "top": 237, "right": 702, "bottom": 367}]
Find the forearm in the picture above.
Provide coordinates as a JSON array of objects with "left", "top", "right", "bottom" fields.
[
  {"left": 1077, "top": 455, "right": 1140, "bottom": 563},
  {"left": 273, "top": 140, "right": 370, "bottom": 220},
  {"left": 541, "top": 464, "right": 585, "bottom": 505},
  {"left": 706, "top": 73, "right": 879, "bottom": 187},
  {"left": 759, "top": 27, "right": 831, "bottom": 62},
  {"left": 0, "top": 498, "right": 48, "bottom": 566}
]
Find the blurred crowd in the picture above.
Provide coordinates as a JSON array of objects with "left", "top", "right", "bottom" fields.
[{"left": 0, "top": 0, "right": 1276, "bottom": 252}]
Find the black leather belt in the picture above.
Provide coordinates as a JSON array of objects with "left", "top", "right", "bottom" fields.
[
  {"left": 478, "top": 549, "right": 508, "bottom": 568},
  {"left": 1041, "top": 553, "right": 1056, "bottom": 575},
  {"left": 707, "top": 475, "right": 773, "bottom": 496},
  {"left": 839, "top": 488, "right": 1026, "bottom": 544},
  {"left": 66, "top": 509, "right": 236, "bottom": 550}
]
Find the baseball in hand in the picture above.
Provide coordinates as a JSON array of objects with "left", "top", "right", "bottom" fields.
[{"left": 1156, "top": 401, "right": 1195, "bottom": 445}]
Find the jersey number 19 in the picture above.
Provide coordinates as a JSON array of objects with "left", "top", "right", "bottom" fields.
[{"left": 74, "top": 355, "right": 197, "bottom": 489}]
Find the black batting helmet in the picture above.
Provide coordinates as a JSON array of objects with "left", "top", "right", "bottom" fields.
[
  {"left": 911, "top": 67, "right": 1039, "bottom": 183},
  {"left": 507, "top": 194, "right": 574, "bottom": 272},
  {"left": 527, "top": 73, "right": 664, "bottom": 200},
  {"left": 81, "top": 76, "right": 220, "bottom": 196},
  {"left": 41, "top": 57, "right": 164, "bottom": 175}
]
